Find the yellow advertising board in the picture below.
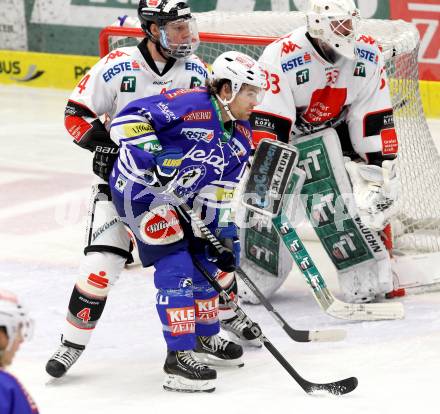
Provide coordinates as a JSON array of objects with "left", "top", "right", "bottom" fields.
[
  {"left": 0, "top": 50, "right": 99, "bottom": 90},
  {"left": 0, "top": 49, "right": 438, "bottom": 118}
]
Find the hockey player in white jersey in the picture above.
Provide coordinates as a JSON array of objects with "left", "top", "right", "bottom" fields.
[
  {"left": 241, "top": 0, "right": 400, "bottom": 304},
  {"left": 45, "top": 0, "right": 211, "bottom": 379}
]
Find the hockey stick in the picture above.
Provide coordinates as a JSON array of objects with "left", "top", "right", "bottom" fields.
[
  {"left": 272, "top": 214, "right": 405, "bottom": 321},
  {"left": 242, "top": 139, "right": 404, "bottom": 321},
  {"left": 192, "top": 255, "right": 358, "bottom": 396},
  {"left": 176, "top": 200, "right": 345, "bottom": 342},
  {"left": 234, "top": 267, "right": 346, "bottom": 342}
]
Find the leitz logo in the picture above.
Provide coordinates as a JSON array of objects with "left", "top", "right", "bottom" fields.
[{"left": 0, "top": 61, "right": 44, "bottom": 82}]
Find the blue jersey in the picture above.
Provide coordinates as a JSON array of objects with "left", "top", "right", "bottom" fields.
[
  {"left": 0, "top": 371, "right": 39, "bottom": 414},
  {"left": 110, "top": 87, "right": 252, "bottom": 232}
]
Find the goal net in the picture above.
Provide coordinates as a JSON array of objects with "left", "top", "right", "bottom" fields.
[{"left": 99, "top": 11, "right": 440, "bottom": 255}]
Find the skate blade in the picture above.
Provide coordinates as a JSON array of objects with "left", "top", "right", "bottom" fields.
[
  {"left": 193, "top": 352, "right": 244, "bottom": 368},
  {"left": 221, "top": 329, "right": 263, "bottom": 348},
  {"left": 163, "top": 374, "right": 215, "bottom": 393}
]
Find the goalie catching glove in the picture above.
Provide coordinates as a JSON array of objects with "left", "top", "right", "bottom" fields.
[{"left": 345, "top": 159, "right": 399, "bottom": 231}]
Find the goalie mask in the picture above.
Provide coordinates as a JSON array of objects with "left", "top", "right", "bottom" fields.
[
  {"left": 306, "top": 0, "right": 360, "bottom": 60},
  {"left": 138, "top": 0, "right": 200, "bottom": 59},
  {"left": 211, "top": 51, "right": 266, "bottom": 121},
  {"left": 0, "top": 289, "right": 34, "bottom": 353}
]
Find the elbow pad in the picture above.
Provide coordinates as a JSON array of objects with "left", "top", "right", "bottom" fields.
[{"left": 64, "top": 100, "right": 110, "bottom": 151}]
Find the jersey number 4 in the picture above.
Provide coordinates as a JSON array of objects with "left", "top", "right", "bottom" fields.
[
  {"left": 77, "top": 74, "right": 91, "bottom": 94},
  {"left": 77, "top": 308, "right": 91, "bottom": 323}
]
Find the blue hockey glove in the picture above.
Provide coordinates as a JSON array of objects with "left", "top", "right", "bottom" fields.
[
  {"left": 206, "top": 224, "right": 241, "bottom": 272},
  {"left": 145, "top": 147, "right": 183, "bottom": 187}
]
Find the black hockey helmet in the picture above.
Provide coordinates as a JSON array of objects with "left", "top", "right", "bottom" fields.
[{"left": 137, "top": 0, "right": 199, "bottom": 58}]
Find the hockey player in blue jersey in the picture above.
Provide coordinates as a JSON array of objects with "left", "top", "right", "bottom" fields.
[
  {"left": 0, "top": 289, "right": 38, "bottom": 413},
  {"left": 109, "top": 51, "right": 266, "bottom": 392}
]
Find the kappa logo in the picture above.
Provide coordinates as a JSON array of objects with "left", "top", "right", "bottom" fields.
[
  {"left": 358, "top": 35, "right": 376, "bottom": 45},
  {"left": 181, "top": 128, "right": 215, "bottom": 142},
  {"left": 281, "top": 41, "right": 302, "bottom": 56},
  {"left": 166, "top": 307, "right": 195, "bottom": 336},
  {"left": 105, "top": 50, "right": 129, "bottom": 63}
]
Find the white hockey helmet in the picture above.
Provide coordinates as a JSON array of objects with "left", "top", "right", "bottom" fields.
[
  {"left": 306, "top": 0, "right": 360, "bottom": 60},
  {"left": 0, "top": 289, "right": 34, "bottom": 352},
  {"left": 211, "top": 51, "right": 266, "bottom": 119}
]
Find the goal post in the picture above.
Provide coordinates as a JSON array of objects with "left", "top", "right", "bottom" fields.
[{"left": 98, "top": 11, "right": 440, "bottom": 257}]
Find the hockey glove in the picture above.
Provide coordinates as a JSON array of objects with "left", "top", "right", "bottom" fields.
[
  {"left": 92, "top": 141, "right": 119, "bottom": 181},
  {"left": 145, "top": 147, "right": 183, "bottom": 189},
  {"left": 206, "top": 224, "right": 241, "bottom": 272},
  {"left": 346, "top": 159, "right": 399, "bottom": 231}
]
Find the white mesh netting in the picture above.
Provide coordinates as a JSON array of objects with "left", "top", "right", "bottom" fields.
[{"left": 101, "top": 11, "right": 440, "bottom": 254}]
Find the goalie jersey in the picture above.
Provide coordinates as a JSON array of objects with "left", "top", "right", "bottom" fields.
[
  {"left": 64, "top": 38, "right": 208, "bottom": 145},
  {"left": 252, "top": 26, "right": 398, "bottom": 163}
]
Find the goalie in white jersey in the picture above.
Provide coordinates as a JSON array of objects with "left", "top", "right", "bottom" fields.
[
  {"left": 240, "top": 0, "right": 400, "bottom": 304},
  {"left": 45, "top": 0, "right": 215, "bottom": 379}
]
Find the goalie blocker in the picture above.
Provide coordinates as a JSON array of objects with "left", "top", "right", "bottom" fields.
[{"left": 240, "top": 130, "right": 396, "bottom": 304}]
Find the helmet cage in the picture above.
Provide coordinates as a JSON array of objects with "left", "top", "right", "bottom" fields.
[
  {"left": 307, "top": 2, "right": 361, "bottom": 59},
  {"left": 158, "top": 17, "right": 200, "bottom": 59},
  {"left": 138, "top": 0, "right": 199, "bottom": 58}
]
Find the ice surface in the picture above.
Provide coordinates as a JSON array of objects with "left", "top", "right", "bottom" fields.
[{"left": 1, "top": 85, "right": 440, "bottom": 414}]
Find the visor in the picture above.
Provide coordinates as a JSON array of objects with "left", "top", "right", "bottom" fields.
[{"left": 159, "top": 17, "right": 200, "bottom": 59}]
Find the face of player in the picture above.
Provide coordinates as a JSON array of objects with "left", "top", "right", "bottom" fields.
[
  {"left": 0, "top": 326, "right": 23, "bottom": 367},
  {"left": 330, "top": 18, "right": 355, "bottom": 38},
  {"left": 160, "top": 18, "right": 200, "bottom": 58},
  {"left": 229, "top": 84, "right": 265, "bottom": 121}
]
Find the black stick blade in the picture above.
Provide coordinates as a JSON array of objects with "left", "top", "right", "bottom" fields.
[{"left": 303, "top": 376, "right": 358, "bottom": 396}]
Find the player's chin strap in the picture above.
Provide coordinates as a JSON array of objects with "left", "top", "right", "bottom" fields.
[{"left": 215, "top": 94, "right": 237, "bottom": 121}]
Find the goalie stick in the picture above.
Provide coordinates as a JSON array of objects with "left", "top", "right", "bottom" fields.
[
  {"left": 192, "top": 255, "right": 358, "bottom": 396},
  {"left": 176, "top": 200, "right": 345, "bottom": 343},
  {"left": 242, "top": 139, "right": 404, "bottom": 321}
]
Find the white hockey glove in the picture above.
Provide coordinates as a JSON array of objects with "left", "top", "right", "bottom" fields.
[{"left": 345, "top": 159, "right": 399, "bottom": 231}]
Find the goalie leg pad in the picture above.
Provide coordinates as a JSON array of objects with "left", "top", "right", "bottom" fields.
[{"left": 295, "top": 128, "right": 393, "bottom": 301}]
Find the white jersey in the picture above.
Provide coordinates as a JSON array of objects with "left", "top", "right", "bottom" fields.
[
  {"left": 68, "top": 41, "right": 208, "bottom": 126},
  {"left": 253, "top": 26, "right": 398, "bottom": 161}
]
